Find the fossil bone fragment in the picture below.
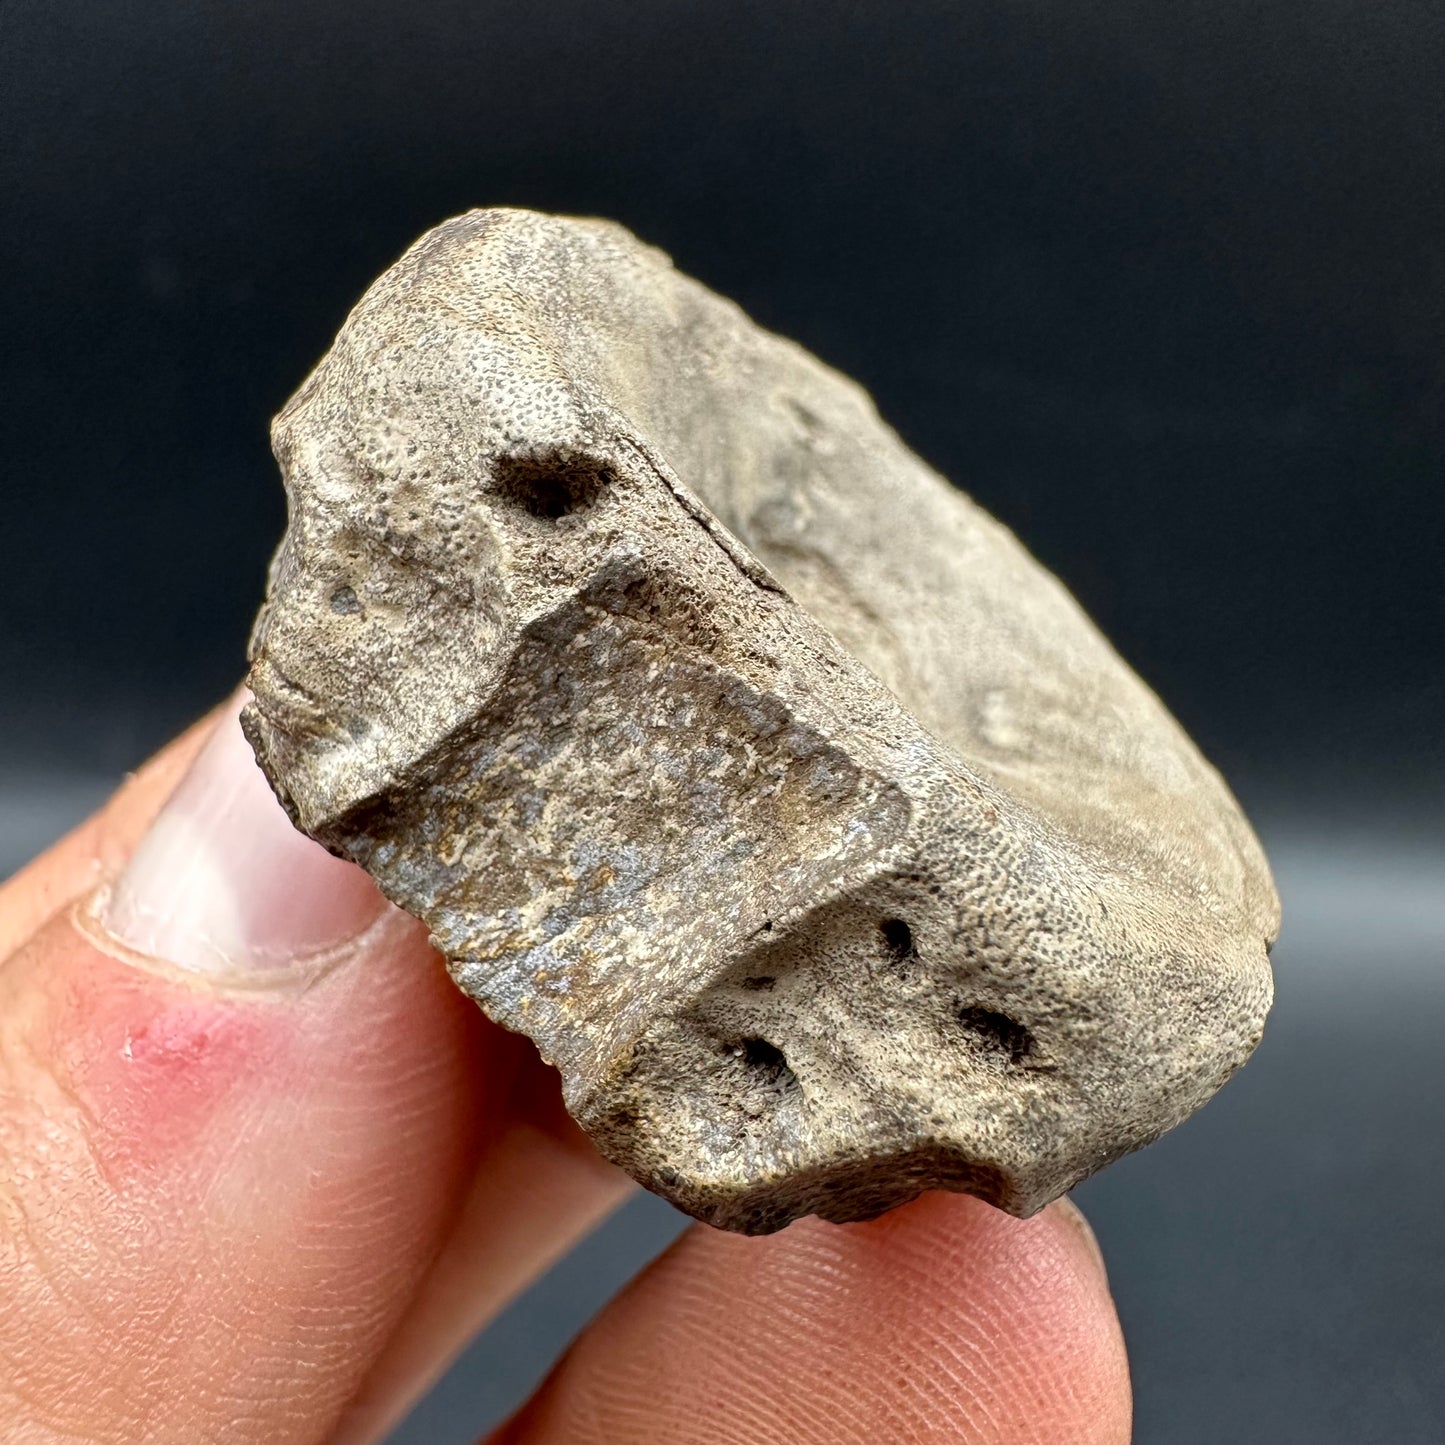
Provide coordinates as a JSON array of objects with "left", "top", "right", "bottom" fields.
[{"left": 242, "top": 208, "right": 1279, "bottom": 1234}]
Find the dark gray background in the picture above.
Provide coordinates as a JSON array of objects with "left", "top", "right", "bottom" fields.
[{"left": 1, "top": 2, "right": 1440, "bottom": 1441}]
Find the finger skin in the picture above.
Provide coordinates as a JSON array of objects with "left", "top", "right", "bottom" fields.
[
  {"left": 494, "top": 1191, "right": 1131, "bottom": 1445},
  {"left": 329, "top": 1050, "right": 632, "bottom": 1445},
  {"left": 0, "top": 901, "right": 487, "bottom": 1443},
  {"left": 0, "top": 714, "right": 629, "bottom": 1445}
]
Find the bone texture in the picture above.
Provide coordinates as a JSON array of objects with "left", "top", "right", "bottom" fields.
[{"left": 242, "top": 208, "right": 1279, "bottom": 1234}]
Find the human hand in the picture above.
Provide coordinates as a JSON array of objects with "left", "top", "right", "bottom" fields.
[{"left": 0, "top": 694, "right": 1131, "bottom": 1443}]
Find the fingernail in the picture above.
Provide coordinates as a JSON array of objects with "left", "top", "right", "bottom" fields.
[
  {"left": 1053, "top": 1196, "right": 1109, "bottom": 1282},
  {"left": 99, "top": 691, "right": 387, "bottom": 979}
]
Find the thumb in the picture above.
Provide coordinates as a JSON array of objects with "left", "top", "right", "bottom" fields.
[{"left": 0, "top": 696, "right": 494, "bottom": 1443}]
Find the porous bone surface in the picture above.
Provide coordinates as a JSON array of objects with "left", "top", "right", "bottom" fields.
[{"left": 243, "top": 209, "right": 1279, "bottom": 1234}]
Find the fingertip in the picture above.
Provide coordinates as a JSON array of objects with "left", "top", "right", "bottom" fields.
[
  {"left": 499, "top": 1188, "right": 1131, "bottom": 1445},
  {"left": 0, "top": 696, "right": 635, "bottom": 1444},
  {"left": 0, "top": 864, "right": 490, "bottom": 1442}
]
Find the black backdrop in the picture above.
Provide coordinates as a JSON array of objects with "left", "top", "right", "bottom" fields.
[
  {"left": 4, "top": 0, "right": 1440, "bottom": 798},
  {"left": 2, "top": 4, "right": 1442, "bottom": 1443}
]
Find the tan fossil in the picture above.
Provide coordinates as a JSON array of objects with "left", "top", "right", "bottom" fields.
[{"left": 242, "top": 208, "right": 1279, "bottom": 1234}]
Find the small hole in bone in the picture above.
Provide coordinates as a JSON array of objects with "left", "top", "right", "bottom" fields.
[
  {"left": 880, "top": 917, "right": 916, "bottom": 964},
  {"left": 727, "top": 1036, "right": 797, "bottom": 1093},
  {"left": 329, "top": 584, "right": 362, "bottom": 615},
  {"left": 494, "top": 456, "right": 609, "bottom": 519},
  {"left": 740, "top": 975, "right": 776, "bottom": 991},
  {"left": 956, "top": 1006, "right": 1034, "bottom": 1065}
]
